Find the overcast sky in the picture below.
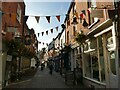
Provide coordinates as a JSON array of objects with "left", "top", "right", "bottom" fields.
[{"left": 24, "top": 1, "right": 71, "bottom": 50}]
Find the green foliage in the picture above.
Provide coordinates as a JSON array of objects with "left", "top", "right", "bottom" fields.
[
  {"left": 7, "top": 39, "right": 34, "bottom": 58},
  {"left": 75, "top": 32, "right": 87, "bottom": 45}
]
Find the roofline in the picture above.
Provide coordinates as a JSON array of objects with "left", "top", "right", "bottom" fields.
[{"left": 64, "top": 0, "right": 75, "bottom": 23}]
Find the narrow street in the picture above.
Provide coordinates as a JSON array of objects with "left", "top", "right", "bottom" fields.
[{"left": 3, "top": 67, "right": 85, "bottom": 89}]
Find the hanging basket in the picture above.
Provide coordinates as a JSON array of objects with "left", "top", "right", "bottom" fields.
[{"left": 75, "top": 33, "right": 87, "bottom": 45}]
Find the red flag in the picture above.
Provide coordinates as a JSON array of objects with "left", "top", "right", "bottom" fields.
[
  {"left": 46, "top": 16, "right": 50, "bottom": 23},
  {"left": 42, "top": 32, "right": 44, "bottom": 36},
  {"left": 80, "top": 13, "right": 85, "bottom": 19},
  {"left": 56, "top": 15, "right": 60, "bottom": 22}
]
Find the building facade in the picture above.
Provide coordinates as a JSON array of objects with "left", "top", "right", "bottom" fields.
[{"left": 64, "top": 0, "right": 120, "bottom": 88}]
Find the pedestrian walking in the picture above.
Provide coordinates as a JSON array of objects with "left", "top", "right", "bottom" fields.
[
  {"left": 49, "top": 62, "right": 53, "bottom": 75},
  {"left": 41, "top": 63, "right": 44, "bottom": 71}
]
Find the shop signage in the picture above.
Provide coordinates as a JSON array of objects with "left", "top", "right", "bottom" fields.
[{"left": 91, "top": 10, "right": 103, "bottom": 18}]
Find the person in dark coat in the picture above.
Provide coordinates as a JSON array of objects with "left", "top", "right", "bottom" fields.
[{"left": 49, "top": 63, "right": 53, "bottom": 74}]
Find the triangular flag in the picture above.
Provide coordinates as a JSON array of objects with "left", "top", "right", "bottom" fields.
[
  {"left": 42, "top": 32, "right": 44, "bottom": 36},
  {"left": 56, "top": 27, "right": 58, "bottom": 32},
  {"left": 39, "top": 42, "right": 41, "bottom": 44},
  {"left": 80, "top": 13, "right": 85, "bottom": 19},
  {"left": 51, "top": 29, "right": 53, "bottom": 33},
  {"left": 38, "top": 33, "right": 40, "bottom": 37},
  {"left": 35, "top": 16, "right": 40, "bottom": 23},
  {"left": 83, "top": 19, "right": 88, "bottom": 27},
  {"left": 81, "top": 10, "right": 86, "bottom": 16},
  {"left": 56, "top": 15, "right": 60, "bottom": 22},
  {"left": 24, "top": 16, "right": 29, "bottom": 23},
  {"left": 46, "top": 31, "right": 48, "bottom": 35},
  {"left": 46, "top": 16, "right": 50, "bottom": 23}
]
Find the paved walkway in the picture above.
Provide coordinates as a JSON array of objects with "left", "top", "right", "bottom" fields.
[{"left": 3, "top": 67, "right": 85, "bottom": 89}]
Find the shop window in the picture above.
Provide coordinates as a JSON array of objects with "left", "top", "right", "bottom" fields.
[
  {"left": 84, "top": 53, "right": 91, "bottom": 77},
  {"left": 84, "top": 43, "right": 88, "bottom": 51},
  {"left": 90, "top": 38, "right": 97, "bottom": 49},
  {"left": 106, "top": 31, "right": 116, "bottom": 75},
  {"left": 109, "top": 51, "right": 116, "bottom": 75},
  {"left": 106, "top": 31, "right": 114, "bottom": 49},
  {"left": 84, "top": 50, "right": 99, "bottom": 80},
  {"left": 98, "top": 36, "right": 105, "bottom": 82}
]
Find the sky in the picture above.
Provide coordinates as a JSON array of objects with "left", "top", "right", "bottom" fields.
[{"left": 24, "top": 1, "right": 71, "bottom": 50}]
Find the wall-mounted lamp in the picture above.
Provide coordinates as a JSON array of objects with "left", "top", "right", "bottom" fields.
[{"left": 71, "top": 17, "right": 78, "bottom": 25}]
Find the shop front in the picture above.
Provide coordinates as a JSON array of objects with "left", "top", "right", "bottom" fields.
[{"left": 82, "top": 19, "right": 119, "bottom": 88}]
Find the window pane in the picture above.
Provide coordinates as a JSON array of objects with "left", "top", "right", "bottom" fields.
[
  {"left": 98, "top": 36, "right": 105, "bottom": 82},
  {"left": 90, "top": 38, "right": 97, "bottom": 49},
  {"left": 84, "top": 53, "right": 91, "bottom": 78},
  {"left": 109, "top": 51, "right": 116, "bottom": 75},
  {"left": 91, "top": 51, "right": 99, "bottom": 81}
]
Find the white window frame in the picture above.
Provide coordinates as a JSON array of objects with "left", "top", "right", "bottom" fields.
[{"left": 17, "top": 4, "right": 21, "bottom": 24}]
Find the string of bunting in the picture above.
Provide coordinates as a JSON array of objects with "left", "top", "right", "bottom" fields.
[
  {"left": 38, "top": 41, "right": 49, "bottom": 46},
  {"left": 1, "top": 8, "right": 91, "bottom": 25},
  {"left": 37, "top": 24, "right": 61, "bottom": 37}
]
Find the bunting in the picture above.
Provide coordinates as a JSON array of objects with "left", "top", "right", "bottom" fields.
[
  {"left": 46, "top": 16, "right": 50, "bottom": 23},
  {"left": 46, "top": 31, "right": 48, "bottom": 35},
  {"left": 56, "top": 27, "right": 58, "bottom": 32},
  {"left": 35, "top": 16, "right": 40, "bottom": 23},
  {"left": 38, "top": 41, "right": 49, "bottom": 46},
  {"left": 56, "top": 15, "right": 60, "bottom": 22},
  {"left": 24, "top": 16, "right": 29, "bottom": 23},
  {"left": 37, "top": 24, "right": 63, "bottom": 37},
  {"left": 51, "top": 29, "right": 53, "bottom": 33},
  {"left": 42, "top": 32, "right": 44, "bottom": 36},
  {"left": 38, "top": 33, "right": 40, "bottom": 37},
  {"left": 81, "top": 10, "right": 86, "bottom": 16}
]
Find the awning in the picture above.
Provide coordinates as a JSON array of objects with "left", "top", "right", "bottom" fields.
[{"left": 87, "top": 19, "right": 113, "bottom": 38}]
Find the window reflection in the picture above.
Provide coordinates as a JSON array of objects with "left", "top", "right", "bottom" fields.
[{"left": 109, "top": 51, "right": 116, "bottom": 75}]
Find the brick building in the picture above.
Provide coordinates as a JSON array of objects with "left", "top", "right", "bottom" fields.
[{"left": 64, "top": 0, "right": 120, "bottom": 88}]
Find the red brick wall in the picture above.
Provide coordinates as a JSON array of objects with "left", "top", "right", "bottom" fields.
[{"left": 2, "top": 2, "right": 25, "bottom": 40}]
